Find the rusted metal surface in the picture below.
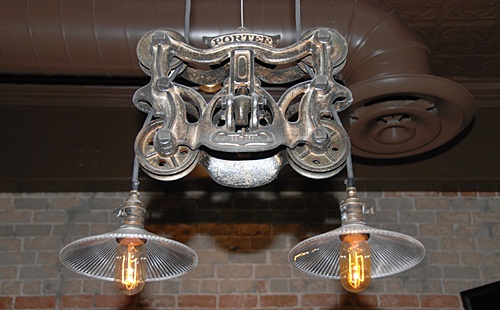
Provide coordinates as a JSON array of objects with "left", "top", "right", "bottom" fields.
[{"left": 133, "top": 28, "right": 352, "bottom": 187}]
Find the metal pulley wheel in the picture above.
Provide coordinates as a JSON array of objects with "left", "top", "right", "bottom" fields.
[
  {"left": 135, "top": 119, "right": 199, "bottom": 181},
  {"left": 287, "top": 120, "right": 350, "bottom": 179}
]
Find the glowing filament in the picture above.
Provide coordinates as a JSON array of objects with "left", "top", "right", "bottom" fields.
[
  {"left": 114, "top": 238, "right": 146, "bottom": 295},
  {"left": 347, "top": 251, "right": 365, "bottom": 288},
  {"left": 339, "top": 233, "right": 371, "bottom": 293}
]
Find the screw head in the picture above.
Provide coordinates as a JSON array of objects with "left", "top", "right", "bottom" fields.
[
  {"left": 316, "top": 28, "right": 331, "bottom": 43},
  {"left": 156, "top": 78, "right": 172, "bottom": 92},
  {"left": 152, "top": 31, "right": 167, "bottom": 44},
  {"left": 313, "top": 128, "right": 329, "bottom": 144},
  {"left": 314, "top": 75, "right": 328, "bottom": 90}
]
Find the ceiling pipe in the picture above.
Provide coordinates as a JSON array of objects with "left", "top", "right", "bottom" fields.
[{"left": 0, "top": 0, "right": 474, "bottom": 158}]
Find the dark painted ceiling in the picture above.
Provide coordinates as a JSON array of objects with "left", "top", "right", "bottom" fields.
[
  {"left": 374, "top": 0, "right": 500, "bottom": 79},
  {"left": 0, "top": 0, "right": 499, "bottom": 192}
]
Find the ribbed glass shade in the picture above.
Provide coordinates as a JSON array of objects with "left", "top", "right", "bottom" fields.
[
  {"left": 289, "top": 223, "right": 425, "bottom": 279},
  {"left": 60, "top": 226, "right": 198, "bottom": 281}
]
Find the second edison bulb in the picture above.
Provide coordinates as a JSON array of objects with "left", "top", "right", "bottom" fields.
[
  {"left": 339, "top": 233, "right": 371, "bottom": 293},
  {"left": 114, "top": 238, "right": 147, "bottom": 295}
]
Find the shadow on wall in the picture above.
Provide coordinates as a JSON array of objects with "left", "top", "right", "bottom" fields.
[
  {"left": 114, "top": 292, "right": 379, "bottom": 310},
  {"left": 142, "top": 190, "right": 342, "bottom": 253}
]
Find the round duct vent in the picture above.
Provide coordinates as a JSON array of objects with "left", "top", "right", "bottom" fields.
[{"left": 345, "top": 75, "right": 475, "bottom": 159}]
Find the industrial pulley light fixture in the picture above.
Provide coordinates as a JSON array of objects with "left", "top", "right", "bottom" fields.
[{"left": 60, "top": 0, "right": 425, "bottom": 295}]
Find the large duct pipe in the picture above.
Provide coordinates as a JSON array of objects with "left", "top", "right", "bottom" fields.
[{"left": 0, "top": 0, "right": 474, "bottom": 158}]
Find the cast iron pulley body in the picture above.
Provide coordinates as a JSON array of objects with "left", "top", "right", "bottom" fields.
[{"left": 133, "top": 27, "right": 353, "bottom": 187}]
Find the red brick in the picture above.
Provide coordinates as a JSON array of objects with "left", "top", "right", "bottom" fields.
[
  {"left": 406, "top": 192, "right": 439, "bottom": 197},
  {"left": 256, "top": 280, "right": 268, "bottom": 293},
  {"left": 94, "top": 295, "right": 136, "bottom": 308},
  {"left": 219, "top": 295, "right": 258, "bottom": 308},
  {"left": 255, "top": 265, "right": 292, "bottom": 278},
  {"left": 461, "top": 192, "right": 478, "bottom": 197},
  {"left": 301, "top": 294, "right": 338, "bottom": 307},
  {"left": 24, "top": 237, "right": 62, "bottom": 251},
  {"left": 0, "top": 266, "right": 18, "bottom": 279},
  {"left": 260, "top": 294, "right": 298, "bottom": 307},
  {"left": 197, "top": 223, "right": 233, "bottom": 235},
  {"left": 379, "top": 294, "right": 418, "bottom": 308},
  {"left": 196, "top": 250, "right": 229, "bottom": 264},
  {"left": 60, "top": 295, "right": 93, "bottom": 308},
  {"left": 215, "top": 236, "right": 252, "bottom": 253},
  {"left": 167, "top": 224, "right": 198, "bottom": 244},
  {"left": 233, "top": 224, "right": 272, "bottom": 236},
  {"left": 250, "top": 237, "right": 274, "bottom": 250},
  {"left": 217, "top": 265, "right": 253, "bottom": 278},
  {"left": 420, "top": 295, "right": 460, "bottom": 308},
  {"left": 178, "top": 295, "right": 216, "bottom": 308},
  {"left": 339, "top": 294, "right": 378, "bottom": 308},
  {"left": 383, "top": 192, "right": 404, "bottom": 197},
  {"left": 0, "top": 297, "right": 13, "bottom": 309},
  {"left": 477, "top": 191, "right": 497, "bottom": 197},
  {"left": 219, "top": 279, "right": 258, "bottom": 293},
  {"left": 415, "top": 198, "right": 449, "bottom": 210},
  {"left": 149, "top": 223, "right": 198, "bottom": 236},
  {"left": 15, "top": 296, "right": 56, "bottom": 309},
  {"left": 140, "top": 295, "right": 176, "bottom": 308},
  {"left": 440, "top": 192, "right": 460, "bottom": 197},
  {"left": 272, "top": 224, "right": 301, "bottom": 234}
]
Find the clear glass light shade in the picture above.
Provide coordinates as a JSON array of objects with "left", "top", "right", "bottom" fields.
[
  {"left": 289, "top": 223, "right": 425, "bottom": 279},
  {"left": 60, "top": 226, "right": 198, "bottom": 282}
]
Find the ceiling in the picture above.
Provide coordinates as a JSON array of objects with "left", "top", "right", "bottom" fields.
[
  {"left": 374, "top": 0, "right": 500, "bottom": 79},
  {"left": 0, "top": 0, "right": 499, "bottom": 192}
]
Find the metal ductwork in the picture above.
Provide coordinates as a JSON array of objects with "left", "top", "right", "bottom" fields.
[{"left": 0, "top": 0, "right": 474, "bottom": 159}]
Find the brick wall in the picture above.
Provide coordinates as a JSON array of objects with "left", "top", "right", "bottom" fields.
[{"left": 0, "top": 190, "right": 499, "bottom": 309}]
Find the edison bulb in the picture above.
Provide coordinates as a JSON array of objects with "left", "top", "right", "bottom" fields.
[
  {"left": 339, "top": 233, "right": 371, "bottom": 293},
  {"left": 114, "top": 238, "right": 147, "bottom": 295}
]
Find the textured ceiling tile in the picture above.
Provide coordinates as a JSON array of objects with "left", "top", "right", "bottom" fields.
[
  {"left": 429, "top": 23, "right": 494, "bottom": 54},
  {"left": 431, "top": 55, "right": 480, "bottom": 77},
  {"left": 373, "top": 0, "right": 445, "bottom": 22},
  {"left": 371, "top": 0, "right": 500, "bottom": 78},
  {"left": 474, "top": 55, "right": 500, "bottom": 77},
  {"left": 441, "top": 0, "right": 500, "bottom": 21},
  {"left": 440, "top": 55, "right": 500, "bottom": 78},
  {"left": 481, "top": 24, "right": 500, "bottom": 54}
]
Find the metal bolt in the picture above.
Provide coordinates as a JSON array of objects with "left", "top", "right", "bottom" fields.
[
  {"left": 153, "top": 31, "right": 167, "bottom": 45},
  {"left": 313, "top": 128, "right": 329, "bottom": 144},
  {"left": 316, "top": 28, "right": 331, "bottom": 43},
  {"left": 154, "top": 129, "right": 176, "bottom": 156},
  {"left": 156, "top": 129, "right": 173, "bottom": 145},
  {"left": 314, "top": 75, "right": 328, "bottom": 90},
  {"left": 156, "top": 77, "right": 172, "bottom": 92}
]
